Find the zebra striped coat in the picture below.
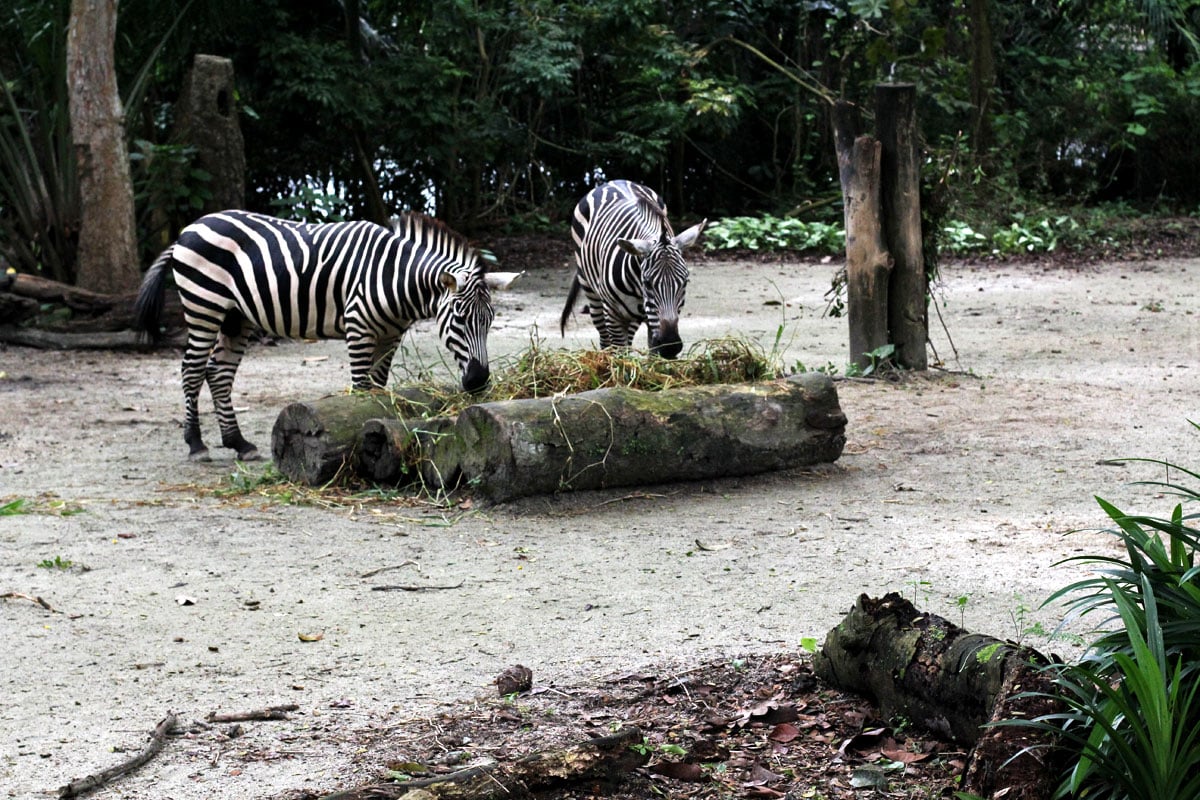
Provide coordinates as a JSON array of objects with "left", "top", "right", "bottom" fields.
[
  {"left": 560, "top": 180, "right": 705, "bottom": 358},
  {"left": 134, "top": 210, "right": 519, "bottom": 462}
]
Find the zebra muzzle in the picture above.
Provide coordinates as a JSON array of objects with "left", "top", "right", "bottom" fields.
[
  {"left": 463, "top": 358, "right": 490, "bottom": 393},
  {"left": 650, "top": 326, "right": 683, "bottom": 360}
]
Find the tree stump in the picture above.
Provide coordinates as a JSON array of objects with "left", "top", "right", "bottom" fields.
[
  {"left": 174, "top": 54, "right": 245, "bottom": 214},
  {"left": 833, "top": 101, "right": 893, "bottom": 372},
  {"left": 814, "top": 593, "right": 1065, "bottom": 799},
  {"left": 876, "top": 83, "right": 927, "bottom": 369}
]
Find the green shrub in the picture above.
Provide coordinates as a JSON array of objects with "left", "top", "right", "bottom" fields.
[{"left": 1002, "top": 443, "right": 1200, "bottom": 799}]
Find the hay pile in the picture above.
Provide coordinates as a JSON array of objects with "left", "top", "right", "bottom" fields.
[{"left": 402, "top": 337, "right": 778, "bottom": 417}]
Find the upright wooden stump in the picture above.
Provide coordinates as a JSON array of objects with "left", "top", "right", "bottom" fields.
[
  {"left": 877, "top": 84, "right": 927, "bottom": 369},
  {"left": 834, "top": 101, "right": 892, "bottom": 372}
]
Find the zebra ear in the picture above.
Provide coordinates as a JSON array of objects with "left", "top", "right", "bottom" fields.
[
  {"left": 439, "top": 272, "right": 459, "bottom": 292},
  {"left": 616, "top": 237, "right": 656, "bottom": 257},
  {"left": 485, "top": 271, "right": 522, "bottom": 291},
  {"left": 674, "top": 219, "right": 707, "bottom": 250}
]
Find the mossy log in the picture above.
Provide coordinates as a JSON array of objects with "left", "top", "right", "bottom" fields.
[
  {"left": 430, "top": 372, "right": 845, "bottom": 502},
  {"left": 274, "top": 373, "right": 846, "bottom": 501},
  {"left": 356, "top": 416, "right": 457, "bottom": 485},
  {"left": 814, "top": 593, "right": 1065, "bottom": 800},
  {"left": 271, "top": 386, "right": 453, "bottom": 485},
  {"left": 318, "top": 726, "right": 648, "bottom": 800}
]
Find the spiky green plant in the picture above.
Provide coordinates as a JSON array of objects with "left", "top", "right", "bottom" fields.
[{"left": 999, "top": 438, "right": 1200, "bottom": 800}]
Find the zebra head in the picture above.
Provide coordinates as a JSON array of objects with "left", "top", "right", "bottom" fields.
[
  {"left": 435, "top": 264, "right": 521, "bottom": 393},
  {"left": 617, "top": 219, "right": 707, "bottom": 359}
]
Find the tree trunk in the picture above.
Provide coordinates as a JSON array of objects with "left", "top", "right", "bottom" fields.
[
  {"left": 67, "top": 0, "right": 139, "bottom": 294},
  {"left": 876, "top": 84, "right": 927, "bottom": 370},
  {"left": 833, "top": 101, "right": 892, "bottom": 372},
  {"left": 968, "top": 0, "right": 996, "bottom": 154},
  {"left": 814, "top": 593, "right": 1065, "bottom": 799}
]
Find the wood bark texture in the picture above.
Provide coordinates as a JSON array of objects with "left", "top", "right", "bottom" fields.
[
  {"left": 274, "top": 374, "right": 847, "bottom": 502},
  {"left": 272, "top": 387, "right": 455, "bottom": 485},
  {"left": 318, "top": 726, "right": 648, "bottom": 800},
  {"left": 814, "top": 593, "right": 1065, "bottom": 799},
  {"left": 174, "top": 55, "right": 245, "bottom": 215},
  {"left": 876, "top": 84, "right": 927, "bottom": 370},
  {"left": 433, "top": 372, "right": 845, "bottom": 503},
  {"left": 833, "top": 102, "right": 892, "bottom": 372},
  {"left": 67, "top": 0, "right": 140, "bottom": 295}
]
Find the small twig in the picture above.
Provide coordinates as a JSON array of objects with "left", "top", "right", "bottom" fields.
[
  {"left": 206, "top": 703, "right": 299, "bottom": 723},
  {"left": 590, "top": 490, "right": 670, "bottom": 508},
  {"left": 359, "top": 560, "right": 420, "bottom": 578},
  {"left": 1, "top": 591, "right": 57, "bottom": 613},
  {"left": 371, "top": 581, "right": 465, "bottom": 592},
  {"left": 58, "top": 713, "right": 177, "bottom": 798}
]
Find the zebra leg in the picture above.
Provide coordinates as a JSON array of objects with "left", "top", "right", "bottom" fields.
[
  {"left": 205, "top": 323, "right": 261, "bottom": 461},
  {"left": 180, "top": 332, "right": 217, "bottom": 461},
  {"left": 368, "top": 336, "right": 401, "bottom": 388},
  {"left": 345, "top": 328, "right": 381, "bottom": 390}
]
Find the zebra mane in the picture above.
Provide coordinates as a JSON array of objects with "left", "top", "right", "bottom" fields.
[
  {"left": 627, "top": 183, "right": 674, "bottom": 238},
  {"left": 391, "top": 212, "right": 479, "bottom": 269}
]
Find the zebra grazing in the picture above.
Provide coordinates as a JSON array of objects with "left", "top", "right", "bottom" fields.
[
  {"left": 560, "top": 180, "right": 705, "bottom": 358},
  {"left": 134, "top": 210, "right": 520, "bottom": 462}
]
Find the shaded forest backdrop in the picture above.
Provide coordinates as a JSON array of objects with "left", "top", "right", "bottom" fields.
[{"left": 2, "top": 0, "right": 1199, "bottom": 286}]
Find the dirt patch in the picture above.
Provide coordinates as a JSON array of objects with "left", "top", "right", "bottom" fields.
[{"left": 2, "top": 250, "right": 1199, "bottom": 799}]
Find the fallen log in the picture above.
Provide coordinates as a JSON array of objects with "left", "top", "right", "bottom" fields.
[
  {"left": 356, "top": 416, "right": 456, "bottom": 486},
  {"left": 813, "top": 593, "right": 1065, "bottom": 799},
  {"left": 271, "top": 386, "right": 455, "bottom": 485},
  {"left": 318, "top": 726, "right": 647, "bottom": 800},
  {"left": 432, "top": 372, "right": 846, "bottom": 502},
  {"left": 0, "top": 326, "right": 145, "bottom": 350},
  {"left": 0, "top": 271, "right": 184, "bottom": 335}
]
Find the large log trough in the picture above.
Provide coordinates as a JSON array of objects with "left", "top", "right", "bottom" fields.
[{"left": 271, "top": 372, "right": 847, "bottom": 503}]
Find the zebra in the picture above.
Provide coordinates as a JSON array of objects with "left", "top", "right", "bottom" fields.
[
  {"left": 560, "top": 180, "right": 706, "bottom": 359},
  {"left": 133, "top": 210, "right": 520, "bottom": 462}
]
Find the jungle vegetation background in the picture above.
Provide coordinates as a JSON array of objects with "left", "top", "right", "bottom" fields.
[{"left": 2, "top": 0, "right": 1199, "bottom": 291}]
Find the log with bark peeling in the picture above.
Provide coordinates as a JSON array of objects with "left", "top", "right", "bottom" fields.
[
  {"left": 318, "top": 726, "right": 647, "bottom": 800},
  {"left": 814, "top": 592, "right": 1066, "bottom": 800}
]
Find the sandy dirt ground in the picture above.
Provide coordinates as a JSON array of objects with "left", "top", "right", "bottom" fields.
[{"left": 2, "top": 252, "right": 1198, "bottom": 799}]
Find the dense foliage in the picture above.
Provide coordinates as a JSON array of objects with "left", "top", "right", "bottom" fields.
[{"left": 1, "top": 0, "right": 1198, "bottom": 279}]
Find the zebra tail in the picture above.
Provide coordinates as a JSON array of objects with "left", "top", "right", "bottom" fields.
[
  {"left": 132, "top": 247, "right": 173, "bottom": 344},
  {"left": 560, "top": 275, "right": 581, "bottom": 337}
]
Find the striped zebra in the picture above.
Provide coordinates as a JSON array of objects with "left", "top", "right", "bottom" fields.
[
  {"left": 134, "top": 210, "right": 520, "bottom": 462},
  {"left": 560, "top": 180, "right": 705, "bottom": 358}
]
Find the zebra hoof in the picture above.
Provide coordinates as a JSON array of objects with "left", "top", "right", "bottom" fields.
[
  {"left": 236, "top": 447, "right": 262, "bottom": 462},
  {"left": 188, "top": 448, "right": 212, "bottom": 462}
]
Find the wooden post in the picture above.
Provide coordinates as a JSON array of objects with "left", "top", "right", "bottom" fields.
[
  {"left": 174, "top": 55, "right": 246, "bottom": 214},
  {"left": 876, "top": 84, "right": 927, "bottom": 369},
  {"left": 833, "top": 101, "right": 892, "bottom": 372}
]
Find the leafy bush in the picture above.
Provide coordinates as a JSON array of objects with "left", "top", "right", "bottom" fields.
[
  {"left": 1002, "top": 444, "right": 1200, "bottom": 799},
  {"left": 703, "top": 215, "right": 843, "bottom": 253}
]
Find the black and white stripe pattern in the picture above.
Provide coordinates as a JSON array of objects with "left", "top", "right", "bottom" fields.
[
  {"left": 134, "top": 210, "right": 519, "bottom": 462},
  {"left": 560, "top": 180, "right": 705, "bottom": 358}
]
